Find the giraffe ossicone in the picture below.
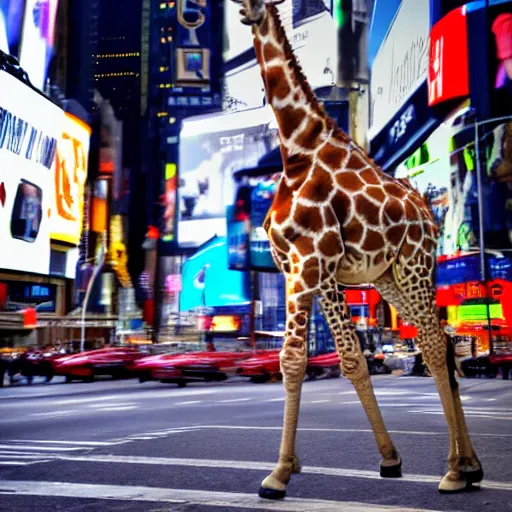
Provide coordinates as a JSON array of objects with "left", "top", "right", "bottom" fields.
[{"left": 232, "top": 0, "right": 483, "bottom": 500}]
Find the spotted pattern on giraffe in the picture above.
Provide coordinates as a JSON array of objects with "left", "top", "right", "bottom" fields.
[{"left": 231, "top": 0, "right": 482, "bottom": 499}]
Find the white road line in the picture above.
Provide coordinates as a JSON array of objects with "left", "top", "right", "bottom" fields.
[
  {"left": 0, "top": 461, "right": 45, "bottom": 466},
  {"left": 308, "top": 400, "right": 331, "bottom": 404},
  {"left": 50, "top": 396, "right": 123, "bottom": 406},
  {"left": 93, "top": 406, "right": 138, "bottom": 412},
  {"left": 90, "top": 402, "right": 136, "bottom": 409},
  {"left": 267, "top": 398, "right": 285, "bottom": 402},
  {"left": 0, "top": 454, "right": 52, "bottom": 459},
  {"left": 7, "top": 440, "right": 117, "bottom": 447},
  {"left": 125, "top": 430, "right": 196, "bottom": 441},
  {"left": 189, "top": 425, "right": 512, "bottom": 438},
  {"left": 0, "top": 444, "right": 87, "bottom": 452},
  {"left": 174, "top": 400, "right": 203, "bottom": 405},
  {"left": 31, "top": 410, "right": 77, "bottom": 417},
  {"left": 45, "top": 454, "right": 512, "bottom": 492},
  {"left": 219, "top": 398, "right": 252, "bottom": 403},
  {"left": 410, "top": 411, "right": 512, "bottom": 420},
  {"left": 0, "top": 480, "right": 445, "bottom": 512}
]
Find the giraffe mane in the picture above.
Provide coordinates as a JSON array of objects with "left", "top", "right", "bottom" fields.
[{"left": 266, "top": 4, "right": 349, "bottom": 142}]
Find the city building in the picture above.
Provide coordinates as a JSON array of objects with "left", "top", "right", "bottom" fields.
[{"left": 368, "top": 0, "right": 512, "bottom": 362}]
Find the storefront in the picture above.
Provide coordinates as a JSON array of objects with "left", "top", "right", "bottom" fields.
[{"left": 369, "top": 0, "right": 512, "bottom": 363}]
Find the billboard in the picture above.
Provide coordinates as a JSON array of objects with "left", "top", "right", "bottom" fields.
[
  {"left": 369, "top": 0, "right": 430, "bottom": 140},
  {"left": 223, "top": 0, "right": 337, "bottom": 110},
  {"left": 178, "top": 106, "right": 279, "bottom": 248},
  {"left": 227, "top": 171, "right": 281, "bottom": 272},
  {"left": 0, "top": 0, "right": 25, "bottom": 57},
  {"left": 19, "top": 0, "right": 59, "bottom": 91},
  {"left": 428, "top": 6, "right": 469, "bottom": 107},
  {"left": 0, "top": 69, "right": 60, "bottom": 275},
  {"left": 180, "top": 235, "right": 251, "bottom": 312},
  {"left": 50, "top": 113, "right": 90, "bottom": 245}
]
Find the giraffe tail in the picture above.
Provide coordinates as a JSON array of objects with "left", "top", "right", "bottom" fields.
[{"left": 444, "top": 329, "right": 460, "bottom": 390}]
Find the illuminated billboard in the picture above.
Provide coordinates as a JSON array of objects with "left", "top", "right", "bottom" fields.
[
  {"left": 50, "top": 113, "right": 91, "bottom": 245},
  {"left": 223, "top": 0, "right": 337, "bottom": 110},
  {"left": 0, "top": 69, "right": 60, "bottom": 275},
  {"left": 178, "top": 106, "right": 279, "bottom": 248},
  {"left": 19, "top": 0, "right": 59, "bottom": 91}
]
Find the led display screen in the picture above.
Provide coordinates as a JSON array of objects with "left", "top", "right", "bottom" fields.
[
  {"left": 178, "top": 106, "right": 279, "bottom": 248},
  {"left": 19, "top": 0, "right": 59, "bottom": 91},
  {"left": 50, "top": 112, "right": 90, "bottom": 245},
  {"left": 0, "top": 69, "right": 61, "bottom": 275},
  {"left": 180, "top": 236, "right": 251, "bottom": 312}
]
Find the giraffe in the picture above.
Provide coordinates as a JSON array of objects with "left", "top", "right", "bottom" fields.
[{"left": 231, "top": 0, "right": 483, "bottom": 500}]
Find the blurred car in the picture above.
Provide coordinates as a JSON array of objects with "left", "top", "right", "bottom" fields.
[
  {"left": 237, "top": 350, "right": 281, "bottom": 383},
  {"left": 52, "top": 346, "right": 145, "bottom": 382},
  {"left": 131, "top": 350, "right": 255, "bottom": 387},
  {"left": 306, "top": 352, "right": 341, "bottom": 380}
]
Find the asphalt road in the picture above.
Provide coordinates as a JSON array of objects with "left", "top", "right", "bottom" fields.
[{"left": 0, "top": 374, "right": 511, "bottom": 511}]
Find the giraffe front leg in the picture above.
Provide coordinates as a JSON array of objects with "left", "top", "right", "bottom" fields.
[
  {"left": 320, "top": 287, "right": 402, "bottom": 477},
  {"left": 259, "top": 283, "right": 313, "bottom": 500}
]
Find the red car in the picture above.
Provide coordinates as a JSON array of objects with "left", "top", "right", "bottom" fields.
[
  {"left": 237, "top": 350, "right": 281, "bottom": 383},
  {"left": 52, "top": 347, "right": 145, "bottom": 382},
  {"left": 131, "top": 351, "right": 255, "bottom": 387},
  {"left": 239, "top": 351, "right": 342, "bottom": 383}
]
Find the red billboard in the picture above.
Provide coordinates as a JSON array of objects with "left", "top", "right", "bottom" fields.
[{"left": 428, "top": 6, "right": 470, "bottom": 107}]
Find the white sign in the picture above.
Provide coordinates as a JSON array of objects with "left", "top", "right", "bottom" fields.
[
  {"left": 369, "top": 0, "right": 430, "bottom": 140},
  {"left": 223, "top": 1, "right": 337, "bottom": 110},
  {"left": 0, "top": 70, "right": 62, "bottom": 275}
]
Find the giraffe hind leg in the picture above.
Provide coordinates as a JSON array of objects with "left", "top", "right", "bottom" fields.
[{"left": 374, "top": 268, "right": 482, "bottom": 492}]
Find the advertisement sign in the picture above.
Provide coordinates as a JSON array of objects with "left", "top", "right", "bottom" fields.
[
  {"left": 369, "top": 0, "right": 430, "bottom": 140},
  {"left": 161, "top": 163, "right": 177, "bottom": 243},
  {"left": 178, "top": 106, "right": 279, "bottom": 248},
  {"left": 428, "top": 7, "right": 469, "bottom": 107},
  {"left": 179, "top": 236, "right": 251, "bottom": 312},
  {"left": 226, "top": 203, "right": 250, "bottom": 270},
  {"left": 0, "top": 70, "right": 60, "bottom": 275},
  {"left": 249, "top": 174, "right": 279, "bottom": 270},
  {"left": 223, "top": 0, "right": 337, "bottom": 110},
  {"left": 50, "top": 113, "right": 90, "bottom": 245},
  {"left": 170, "top": 0, "right": 222, "bottom": 107},
  {"left": 19, "top": 0, "right": 59, "bottom": 91},
  {"left": 0, "top": 0, "right": 25, "bottom": 57}
]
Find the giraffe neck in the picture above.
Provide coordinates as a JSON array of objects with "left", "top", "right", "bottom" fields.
[{"left": 252, "top": 6, "right": 351, "bottom": 182}]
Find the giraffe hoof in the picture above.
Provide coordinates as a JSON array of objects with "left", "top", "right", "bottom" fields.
[
  {"left": 461, "top": 466, "right": 483, "bottom": 484},
  {"left": 259, "top": 486, "right": 286, "bottom": 500},
  {"left": 380, "top": 458, "right": 402, "bottom": 478},
  {"left": 438, "top": 471, "right": 473, "bottom": 493}
]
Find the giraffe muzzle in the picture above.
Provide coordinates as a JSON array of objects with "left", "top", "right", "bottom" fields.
[{"left": 231, "top": 0, "right": 286, "bottom": 25}]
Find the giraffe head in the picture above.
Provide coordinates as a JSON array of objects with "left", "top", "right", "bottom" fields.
[{"left": 231, "top": 0, "right": 284, "bottom": 26}]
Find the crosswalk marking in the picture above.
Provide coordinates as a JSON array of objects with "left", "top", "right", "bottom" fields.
[
  {"left": 0, "top": 439, "right": 101, "bottom": 467},
  {"left": 0, "top": 444, "right": 87, "bottom": 452},
  {"left": 0, "top": 480, "right": 448, "bottom": 511},
  {"left": 7, "top": 439, "right": 117, "bottom": 446},
  {"left": 219, "top": 398, "right": 252, "bottom": 403},
  {"left": 184, "top": 424, "right": 512, "bottom": 438},
  {"left": 38, "top": 453, "right": 512, "bottom": 492}
]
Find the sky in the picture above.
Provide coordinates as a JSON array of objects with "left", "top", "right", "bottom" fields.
[{"left": 369, "top": 0, "right": 403, "bottom": 64}]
